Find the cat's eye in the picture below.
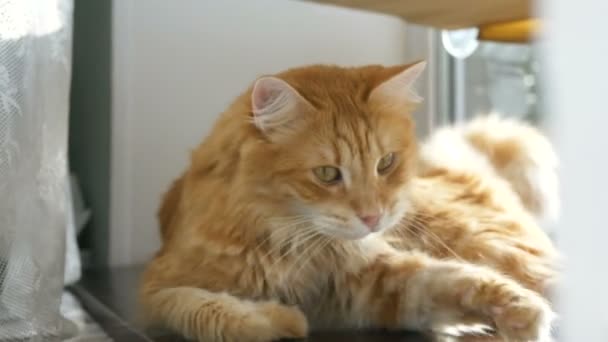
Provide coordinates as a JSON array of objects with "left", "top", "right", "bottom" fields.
[
  {"left": 377, "top": 152, "right": 395, "bottom": 174},
  {"left": 313, "top": 166, "right": 342, "bottom": 184}
]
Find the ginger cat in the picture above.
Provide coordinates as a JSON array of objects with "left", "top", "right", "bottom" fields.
[{"left": 140, "top": 62, "right": 558, "bottom": 342}]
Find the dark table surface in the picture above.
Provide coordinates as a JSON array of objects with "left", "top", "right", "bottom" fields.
[{"left": 72, "top": 266, "right": 496, "bottom": 342}]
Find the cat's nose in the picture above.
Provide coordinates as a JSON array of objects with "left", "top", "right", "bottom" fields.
[{"left": 359, "top": 214, "right": 380, "bottom": 231}]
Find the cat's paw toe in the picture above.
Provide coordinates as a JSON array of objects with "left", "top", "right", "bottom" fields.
[
  {"left": 258, "top": 302, "right": 309, "bottom": 339},
  {"left": 492, "top": 292, "right": 555, "bottom": 342}
]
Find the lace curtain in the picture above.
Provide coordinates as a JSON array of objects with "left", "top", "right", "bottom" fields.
[{"left": 0, "top": 0, "right": 76, "bottom": 340}]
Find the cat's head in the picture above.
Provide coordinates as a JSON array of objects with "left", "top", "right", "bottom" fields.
[{"left": 247, "top": 62, "right": 425, "bottom": 240}]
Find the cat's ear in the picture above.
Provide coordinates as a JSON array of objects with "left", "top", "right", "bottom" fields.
[
  {"left": 251, "top": 77, "right": 311, "bottom": 135},
  {"left": 369, "top": 61, "right": 427, "bottom": 106}
]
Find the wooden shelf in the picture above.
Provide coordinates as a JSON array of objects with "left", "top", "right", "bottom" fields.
[
  {"left": 479, "top": 19, "right": 539, "bottom": 43},
  {"left": 307, "top": 0, "right": 536, "bottom": 42}
]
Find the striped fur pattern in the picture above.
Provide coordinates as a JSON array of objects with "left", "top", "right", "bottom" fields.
[{"left": 140, "top": 63, "right": 558, "bottom": 342}]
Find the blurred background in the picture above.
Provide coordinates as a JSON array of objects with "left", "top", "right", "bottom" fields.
[{"left": 0, "top": 0, "right": 605, "bottom": 341}]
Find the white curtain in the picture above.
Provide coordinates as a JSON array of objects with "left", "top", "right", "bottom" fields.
[{"left": 0, "top": 0, "right": 76, "bottom": 340}]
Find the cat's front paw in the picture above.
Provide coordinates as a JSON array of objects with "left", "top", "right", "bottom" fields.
[
  {"left": 487, "top": 286, "right": 555, "bottom": 341},
  {"left": 253, "top": 302, "right": 309, "bottom": 341}
]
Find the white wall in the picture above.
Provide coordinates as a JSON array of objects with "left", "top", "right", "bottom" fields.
[
  {"left": 111, "top": 0, "right": 437, "bottom": 265},
  {"left": 541, "top": 0, "right": 608, "bottom": 340}
]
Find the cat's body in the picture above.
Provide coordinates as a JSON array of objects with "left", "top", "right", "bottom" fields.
[
  {"left": 389, "top": 115, "right": 558, "bottom": 296},
  {"left": 140, "top": 64, "right": 558, "bottom": 342}
]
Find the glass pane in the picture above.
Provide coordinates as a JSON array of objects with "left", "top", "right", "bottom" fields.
[{"left": 458, "top": 41, "right": 541, "bottom": 124}]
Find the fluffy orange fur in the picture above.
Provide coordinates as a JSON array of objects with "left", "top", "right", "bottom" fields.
[{"left": 140, "top": 63, "right": 558, "bottom": 342}]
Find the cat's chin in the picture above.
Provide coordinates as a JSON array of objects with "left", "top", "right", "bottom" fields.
[
  {"left": 317, "top": 216, "right": 402, "bottom": 241},
  {"left": 340, "top": 230, "right": 374, "bottom": 241},
  {"left": 315, "top": 225, "right": 371, "bottom": 241}
]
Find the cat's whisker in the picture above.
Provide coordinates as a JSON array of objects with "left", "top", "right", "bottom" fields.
[
  {"left": 260, "top": 233, "right": 299, "bottom": 261},
  {"left": 398, "top": 224, "right": 446, "bottom": 257},
  {"left": 296, "top": 225, "right": 340, "bottom": 274},
  {"left": 262, "top": 227, "right": 315, "bottom": 261},
  {"left": 410, "top": 214, "right": 513, "bottom": 230},
  {"left": 266, "top": 215, "right": 312, "bottom": 225},
  {"left": 397, "top": 216, "right": 443, "bottom": 248},
  {"left": 283, "top": 238, "right": 319, "bottom": 277},
  {"left": 267, "top": 226, "right": 321, "bottom": 271},
  {"left": 265, "top": 237, "right": 307, "bottom": 270},
  {"left": 405, "top": 213, "right": 434, "bottom": 223},
  {"left": 255, "top": 218, "right": 316, "bottom": 255},
  {"left": 292, "top": 236, "right": 333, "bottom": 280},
  {"left": 284, "top": 232, "right": 327, "bottom": 278},
  {"left": 280, "top": 227, "right": 318, "bottom": 256},
  {"left": 264, "top": 220, "right": 314, "bottom": 233},
  {"left": 254, "top": 224, "right": 303, "bottom": 255},
  {"left": 271, "top": 239, "right": 321, "bottom": 278},
  {"left": 404, "top": 219, "right": 464, "bottom": 261},
  {"left": 405, "top": 213, "right": 506, "bottom": 261}
]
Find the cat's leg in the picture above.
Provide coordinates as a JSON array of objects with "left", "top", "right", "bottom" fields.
[
  {"left": 400, "top": 175, "right": 558, "bottom": 294},
  {"left": 340, "top": 252, "right": 554, "bottom": 341},
  {"left": 403, "top": 218, "right": 557, "bottom": 295},
  {"left": 139, "top": 262, "right": 308, "bottom": 342},
  {"left": 461, "top": 233, "right": 557, "bottom": 297},
  {"left": 405, "top": 212, "right": 557, "bottom": 295}
]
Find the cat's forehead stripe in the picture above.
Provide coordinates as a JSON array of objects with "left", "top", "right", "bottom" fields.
[
  {"left": 336, "top": 120, "right": 379, "bottom": 181},
  {"left": 330, "top": 115, "right": 354, "bottom": 163}
]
